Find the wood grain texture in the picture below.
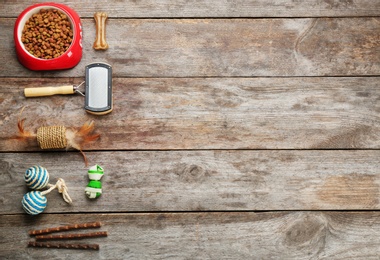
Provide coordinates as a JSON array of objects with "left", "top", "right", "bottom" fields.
[
  {"left": 2, "top": 18, "right": 379, "bottom": 77},
  {"left": 1, "top": 2, "right": 380, "bottom": 259},
  {"left": 1, "top": 150, "right": 379, "bottom": 214},
  {"left": 1, "top": 77, "right": 379, "bottom": 150},
  {"left": 1, "top": 0, "right": 380, "bottom": 18},
  {"left": 1, "top": 212, "right": 380, "bottom": 259}
]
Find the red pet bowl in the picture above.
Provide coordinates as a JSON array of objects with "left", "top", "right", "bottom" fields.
[{"left": 14, "top": 2, "right": 82, "bottom": 71}]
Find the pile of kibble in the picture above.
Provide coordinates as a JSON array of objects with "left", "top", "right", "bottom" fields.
[{"left": 21, "top": 9, "right": 73, "bottom": 59}]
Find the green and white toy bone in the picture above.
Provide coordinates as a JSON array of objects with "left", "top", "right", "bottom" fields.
[{"left": 85, "top": 165, "right": 104, "bottom": 199}]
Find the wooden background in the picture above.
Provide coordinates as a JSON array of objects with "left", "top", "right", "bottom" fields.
[{"left": 0, "top": 0, "right": 379, "bottom": 259}]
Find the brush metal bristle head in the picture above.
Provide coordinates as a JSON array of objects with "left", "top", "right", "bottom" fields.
[{"left": 85, "top": 62, "right": 112, "bottom": 115}]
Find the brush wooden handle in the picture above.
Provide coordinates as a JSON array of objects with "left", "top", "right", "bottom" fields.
[{"left": 24, "top": 85, "right": 74, "bottom": 97}]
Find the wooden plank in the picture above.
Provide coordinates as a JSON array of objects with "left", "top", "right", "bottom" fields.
[
  {"left": 1, "top": 150, "right": 380, "bottom": 214},
  {"left": 1, "top": 77, "right": 380, "bottom": 150},
  {"left": 1, "top": 212, "right": 380, "bottom": 259},
  {"left": 2, "top": 18, "right": 379, "bottom": 77},
  {"left": 1, "top": 0, "right": 380, "bottom": 18}
]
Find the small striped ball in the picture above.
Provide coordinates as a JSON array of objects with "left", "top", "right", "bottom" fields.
[
  {"left": 24, "top": 166, "right": 49, "bottom": 190},
  {"left": 22, "top": 191, "right": 47, "bottom": 215}
]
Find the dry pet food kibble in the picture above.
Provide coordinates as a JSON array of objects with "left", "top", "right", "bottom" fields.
[{"left": 21, "top": 8, "right": 73, "bottom": 59}]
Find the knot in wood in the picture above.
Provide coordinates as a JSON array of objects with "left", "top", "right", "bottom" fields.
[{"left": 37, "top": 125, "right": 67, "bottom": 149}]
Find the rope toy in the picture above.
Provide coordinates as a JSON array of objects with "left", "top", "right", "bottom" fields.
[
  {"left": 37, "top": 125, "right": 67, "bottom": 149},
  {"left": 85, "top": 165, "right": 104, "bottom": 199},
  {"left": 22, "top": 166, "right": 72, "bottom": 215},
  {"left": 14, "top": 113, "right": 100, "bottom": 166}
]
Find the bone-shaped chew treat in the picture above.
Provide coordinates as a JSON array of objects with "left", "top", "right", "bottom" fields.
[{"left": 93, "top": 12, "right": 109, "bottom": 50}]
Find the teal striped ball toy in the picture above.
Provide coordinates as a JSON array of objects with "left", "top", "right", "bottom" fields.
[
  {"left": 22, "top": 191, "right": 47, "bottom": 215},
  {"left": 24, "top": 166, "right": 49, "bottom": 190}
]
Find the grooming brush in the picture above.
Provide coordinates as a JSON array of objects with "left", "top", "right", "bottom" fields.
[{"left": 24, "top": 62, "right": 113, "bottom": 115}]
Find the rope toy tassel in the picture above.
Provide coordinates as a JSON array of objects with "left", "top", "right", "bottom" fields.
[
  {"left": 41, "top": 178, "right": 73, "bottom": 204},
  {"left": 56, "top": 178, "right": 72, "bottom": 204}
]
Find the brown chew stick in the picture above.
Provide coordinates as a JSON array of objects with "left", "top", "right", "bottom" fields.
[
  {"left": 28, "top": 241, "right": 99, "bottom": 250},
  {"left": 93, "top": 12, "right": 108, "bottom": 50},
  {"left": 36, "top": 231, "right": 108, "bottom": 241},
  {"left": 29, "top": 222, "right": 102, "bottom": 236}
]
